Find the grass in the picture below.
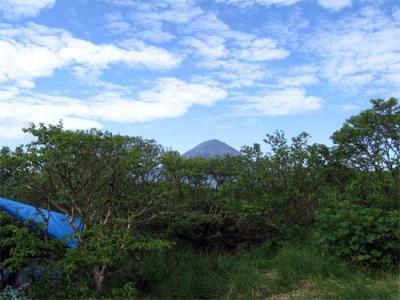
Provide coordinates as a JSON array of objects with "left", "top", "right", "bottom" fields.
[
  {"left": 330, "top": 274, "right": 399, "bottom": 300},
  {"left": 119, "top": 242, "right": 399, "bottom": 299},
  {"left": 133, "top": 247, "right": 269, "bottom": 299},
  {"left": 265, "top": 243, "right": 399, "bottom": 300}
]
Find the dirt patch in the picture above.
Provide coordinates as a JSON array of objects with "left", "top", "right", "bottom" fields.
[
  {"left": 263, "top": 270, "right": 280, "bottom": 280},
  {"left": 268, "top": 279, "right": 322, "bottom": 300}
]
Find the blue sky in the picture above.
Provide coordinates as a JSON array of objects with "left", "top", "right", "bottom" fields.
[{"left": 0, "top": 0, "right": 399, "bottom": 153}]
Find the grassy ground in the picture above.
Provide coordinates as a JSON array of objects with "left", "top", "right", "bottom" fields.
[
  {"left": 264, "top": 245, "right": 399, "bottom": 300},
  {"left": 133, "top": 243, "right": 400, "bottom": 299},
  {"left": 1, "top": 242, "right": 397, "bottom": 299}
]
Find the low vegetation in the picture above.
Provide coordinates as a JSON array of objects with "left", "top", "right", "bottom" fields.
[{"left": 0, "top": 98, "right": 399, "bottom": 299}]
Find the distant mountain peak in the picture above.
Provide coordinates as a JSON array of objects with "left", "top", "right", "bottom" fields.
[{"left": 183, "top": 139, "right": 242, "bottom": 158}]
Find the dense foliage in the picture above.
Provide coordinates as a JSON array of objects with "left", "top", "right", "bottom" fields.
[
  {"left": 0, "top": 98, "right": 399, "bottom": 299},
  {"left": 317, "top": 205, "right": 399, "bottom": 267}
]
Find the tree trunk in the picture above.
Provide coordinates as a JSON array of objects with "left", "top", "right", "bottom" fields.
[{"left": 93, "top": 266, "right": 105, "bottom": 293}]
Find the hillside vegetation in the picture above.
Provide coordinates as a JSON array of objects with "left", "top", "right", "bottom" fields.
[{"left": 0, "top": 98, "right": 399, "bottom": 299}]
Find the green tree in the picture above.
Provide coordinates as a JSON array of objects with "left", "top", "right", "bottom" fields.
[
  {"left": 10, "top": 122, "right": 170, "bottom": 293},
  {"left": 332, "top": 98, "right": 400, "bottom": 200}
]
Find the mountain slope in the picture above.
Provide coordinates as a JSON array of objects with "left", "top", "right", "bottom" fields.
[{"left": 183, "top": 139, "right": 242, "bottom": 158}]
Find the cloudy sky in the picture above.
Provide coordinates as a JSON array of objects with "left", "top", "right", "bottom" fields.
[{"left": 0, "top": 0, "right": 399, "bottom": 152}]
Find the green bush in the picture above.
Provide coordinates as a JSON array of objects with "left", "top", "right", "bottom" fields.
[
  {"left": 316, "top": 204, "right": 400, "bottom": 267},
  {"left": 169, "top": 210, "right": 279, "bottom": 250},
  {"left": 0, "top": 212, "right": 65, "bottom": 273}
]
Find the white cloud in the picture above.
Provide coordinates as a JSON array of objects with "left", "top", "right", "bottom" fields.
[
  {"left": 106, "top": 11, "right": 175, "bottom": 42},
  {"left": 108, "top": 0, "right": 202, "bottom": 42},
  {"left": 135, "top": 28, "right": 175, "bottom": 43},
  {"left": 278, "top": 74, "right": 319, "bottom": 87},
  {"left": 138, "top": 0, "right": 203, "bottom": 25},
  {"left": 317, "top": 0, "right": 352, "bottom": 11},
  {"left": 182, "top": 13, "right": 289, "bottom": 62},
  {"left": 0, "top": 78, "right": 227, "bottom": 138},
  {"left": 215, "top": 0, "right": 300, "bottom": 6},
  {"left": 383, "top": 63, "right": 400, "bottom": 85},
  {"left": 235, "top": 88, "right": 322, "bottom": 116},
  {"left": 106, "top": 12, "right": 131, "bottom": 33},
  {"left": 308, "top": 7, "right": 400, "bottom": 90},
  {"left": 114, "top": 0, "right": 203, "bottom": 25},
  {"left": 180, "top": 12, "right": 288, "bottom": 87},
  {"left": 106, "top": 2, "right": 289, "bottom": 89},
  {"left": 0, "top": 87, "right": 100, "bottom": 138},
  {"left": 0, "top": 23, "right": 180, "bottom": 87},
  {"left": 105, "top": 2, "right": 288, "bottom": 88},
  {"left": 182, "top": 35, "right": 228, "bottom": 59},
  {"left": 233, "top": 38, "right": 289, "bottom": 61},
  {"left": 0, "top": 0, "right": 55, "bottom": 18},
  {"left": 184, "top": 12, "right": 232, "bottom": 35},
  {"left": 216, "top": 0, "right": 353, "bottom": 10},
  {"left": 200, "top": 59, "right": 268, "bottom": 88},
  {"left": 90, "top": 78, "right": 228, "bottom": 122}
]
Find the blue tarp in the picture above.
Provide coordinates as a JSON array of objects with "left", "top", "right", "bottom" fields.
[{"left": 0, "top": 197, "right": 82, "bottom": 248}]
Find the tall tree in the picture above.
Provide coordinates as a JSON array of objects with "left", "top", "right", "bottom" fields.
[
  {"left": 332, "top": 98, "right": 400, "bottom": 198},
  {"left": 17, "top": 122, "right": 168, "bottom": 293}
]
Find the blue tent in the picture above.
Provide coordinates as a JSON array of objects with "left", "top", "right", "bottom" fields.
[{"left": 0, "top": 197, "right": 82, "bottom": 248}]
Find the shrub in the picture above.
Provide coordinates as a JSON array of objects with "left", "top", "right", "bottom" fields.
[
  {"left": 316, "top": 204, "right": 400, "bottom": 267},
  {"left": 169, "top": 210, "right": 280, "bottom": 250},
  {"left": 0, "top": 212, "right": 65, "bottom": 274}
]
